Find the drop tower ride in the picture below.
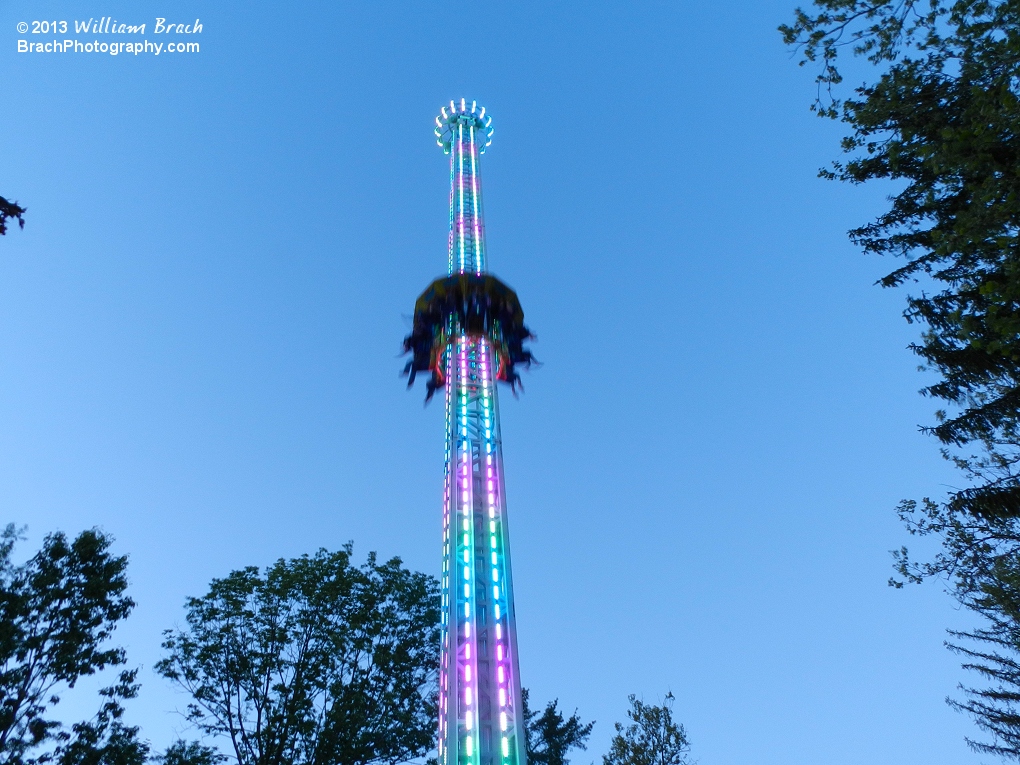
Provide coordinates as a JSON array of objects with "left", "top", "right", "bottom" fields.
[{"left": 402, "top": 99, "right": 533, "bottom": 765}]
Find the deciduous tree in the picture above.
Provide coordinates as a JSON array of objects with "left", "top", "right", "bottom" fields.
[
  {"left": 602, "top": 694, "right": 690, "bottom": 765},
  {"left": 156, "top": 544, "right": 439, "bottom": 765},
  {"left": 0, "top": 524, "right": 144, "bottom": 765}
]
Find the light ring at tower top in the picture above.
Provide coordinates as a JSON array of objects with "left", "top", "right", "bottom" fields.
[{"left": 434, "top": 98, "right": 494, "bottom": 155}]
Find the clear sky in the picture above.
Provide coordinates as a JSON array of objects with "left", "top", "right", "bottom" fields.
[{"left": 0, "top": 1, "right": 978, "bottom": 763}]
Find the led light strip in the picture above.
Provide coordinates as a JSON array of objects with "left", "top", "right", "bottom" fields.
[
  {"left": 480, "top": 339, "right": 514, "bottom": 763},
  {"left": 458, "top": 122, "right": 465, "bottom": 274},
  {"left": 469, "top": 125, "right": 484, "bottom": 274},
  {"left": 438, "top": 343, "right": 454, "bottom": 764},
  {"left": 447, "top": 144, "right": 456, "bottom": 275},
  {"left": 458, "top": 338, "right": 480, "bottom": 765}
]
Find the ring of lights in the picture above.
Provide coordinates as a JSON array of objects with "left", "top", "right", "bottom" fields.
[{"left": 435, "top": 98, "right": 494, "bottom": 155}]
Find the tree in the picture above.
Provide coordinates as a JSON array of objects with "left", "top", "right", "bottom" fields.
[
  {"left": 0, "top": 524, "right": 145, "bottom": 765},
  {"left": 155, "top": 544, "right": 440, "bottom": 765},
  {"left": 521, "top": 689, "right": 593, "bottom": 765},
  {"left": 152, "top": 741, "right": 224, "bottom": 765},
  {"left": 781, "top": 0, "right": 1020, "bottom": 754},
  {"left": 52, "top": 671, "right": 147, "bottom": 765},
  {"left": 0, "top": 197, "right": 25, "bottom": 236},
  {"left": 781, "top": 0, "right": 1020, "bottom": 514},
  {"left": 602, "top": 694, "right": 690, "bottom": 765}
]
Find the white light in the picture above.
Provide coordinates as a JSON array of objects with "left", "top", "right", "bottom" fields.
[{"left": 500, "top": 712, "right": 507, "bottom": 731}]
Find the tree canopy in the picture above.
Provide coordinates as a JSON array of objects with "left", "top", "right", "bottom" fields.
[
  {"left": 782, "top": 0, "right": 1020, "bottom": 480},
  {"left": 783, "top": 0, "right": 1020, "bottom": 756},
  {"left": 602, "top": 694, "right": 690, "bottom": 765},
  {"left": 522, "top": 689, "right": 593, "bottom": 765},
  {"left": 155, "top": 544, "right": 440, "bottom": 765},
  {"left": 0, "top": 525, "right": 144, "bottom": 765}
]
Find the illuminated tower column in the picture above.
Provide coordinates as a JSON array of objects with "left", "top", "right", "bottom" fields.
[{"left": 435, "top": 99, "right": 528, "bottom": 765}]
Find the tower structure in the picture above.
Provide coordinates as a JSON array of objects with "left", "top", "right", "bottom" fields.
[{"left": 402, "top": 99, "right": 532, "bottom": 765}]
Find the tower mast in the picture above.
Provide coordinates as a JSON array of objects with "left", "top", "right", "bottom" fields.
[{"left": 427, "top": 99, "right": 529, "bottom": 765}]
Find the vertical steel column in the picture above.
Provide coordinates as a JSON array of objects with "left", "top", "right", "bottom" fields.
[{"left": 435, "top": 99, "right": 526, "bottom": 765}]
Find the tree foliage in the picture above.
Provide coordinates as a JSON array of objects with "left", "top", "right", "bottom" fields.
[
  {"left": 602, "top": 694, "right": 690, "bottom": 765},
  {"left": 782, "top": 0, "right": 1020, "bottom": 755},
  {"left": 521, "top": 689, "right": 593, "bottom": 765},
  {"left": 941, "top": 556, "right": 1020, "bottom": 758},
  {"left": 783, "top": 0, "right": 1020, "bottom": 460},
  {"left": 155, "top": 544, "right": 440, "bottom": 765},
  {"left": 0, "top": 197, "right": 25, "bottom": 236},
  {"left": 52, "top": 671, "right": 147, "bottom": 765},
  {"left": 151, "top": 741, "right": 224, "bottom": 765},
  {"left": 0, "top": 525, "right": 144, "bottom": 765}
]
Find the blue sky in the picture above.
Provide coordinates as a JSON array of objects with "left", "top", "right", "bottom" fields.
[{"left": 0, "top": 1, "right": 978, "bottom": 763}]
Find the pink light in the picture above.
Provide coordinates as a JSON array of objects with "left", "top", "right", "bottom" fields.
[{"left": 497, "top": 645, "right": 503, "bottom": 660}]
